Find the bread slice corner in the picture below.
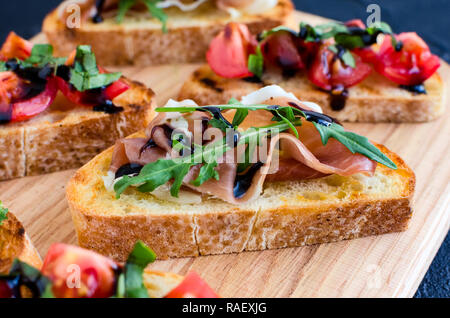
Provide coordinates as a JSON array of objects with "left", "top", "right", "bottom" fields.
[
  {"left": 0, "top": 212, "right": 42, "bottom": 273},
  {"left": 178, "top": 64, "right": 445, "bottom": 122},
  {"left": 67, "top": 131, "right": 415, "bottom": 261},
  {"left": 42, "top": 0, "right": 294, "bottom": 66},
  {"left": 0, "top": 78, "right": 155, "bottom": 181}
]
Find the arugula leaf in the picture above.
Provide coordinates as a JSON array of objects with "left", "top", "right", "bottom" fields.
[
  {"left": 0, "top": 201, "right": 8, "bottom": 226},
  {"left": 232, "top": 108, "right": 249, "bottom": 128},
  {"left": 117, "top": 0, "right": 136, "bottom": 23},
  {"left": 69, "top": 45, "right": 121, "bottom": 92},
  {"left": 123, "top": 241, "right": 157, "bottom": 298},
  {"left": 192, "top": 162, "right": 219, "bottom": 186},
  {"left": 117, "top": 0, "right": 168, "bottom": 32},
  {"left": 142, "top": 0, "right": 168, "bottom": 33},
  {"left": 313, "top": 122, "right": 397, "bottom": 169},
  {"left": 248, "top": 45, "right": 264, "bottom": 79}
]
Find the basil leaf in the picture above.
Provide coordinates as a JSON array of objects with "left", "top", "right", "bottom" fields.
[
  {"left": 0, "top": 61, "right": 7, "bottom": 72},
  {"left": 248, "top": 45, "right": 264, "bottom": 78},
  {"left": 334, "top": 33, "right": 365, "bottom": 50},
  {"left": 192, "top": 162, "right": 219, "bottom": 186},
  {"left": 123, "top": 241, "right": 156, "bottom": 298},
  {"left": 328, "top": 45, "right": 356, "bottom": 68},
  {"left": 20, "top": 44, "right": 66, "bottom": 69},
  {"left": 313, "top": 122, "right": 397, "bottom": 169},
  {"left": 0, "top": 201, "right": 8, "bottom": 226},
  {"left": 69, "top": 45, "right": 121, "bottom": 91}
]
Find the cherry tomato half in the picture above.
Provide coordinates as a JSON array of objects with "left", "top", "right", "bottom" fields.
[
  {"left": 206, "top": 22, "right": 257, "bottom": 78},
  {"left": 374, "top": 32, "right": 440, "bottom": 85},
  {"left": 165, "top": 272, "right": 219, "bottom": 298},
  {"left": 41, "top": 244, "right": 118, "bottom": 298},
  {"left": 308, "top": 44, "right": 372, "bottom": 91},
  {"left": 261, "top": 30, "right": 305, "bottom": 72}
]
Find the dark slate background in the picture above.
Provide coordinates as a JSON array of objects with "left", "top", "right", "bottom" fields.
[{"left": 0, "top": 0, "right": 448, "bottom": 298}]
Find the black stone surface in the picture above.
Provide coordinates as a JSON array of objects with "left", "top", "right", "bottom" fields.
[{"left": 0, "top": 0, "right": 448, "bottom": 298}]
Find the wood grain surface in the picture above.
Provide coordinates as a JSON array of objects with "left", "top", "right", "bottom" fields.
[{"left": 1, "top": 11, "right": 448, "bottom": 298}]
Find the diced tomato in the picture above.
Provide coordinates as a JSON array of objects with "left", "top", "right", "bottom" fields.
[
  {"left": 165, "top": 272, "right": 219, "bottom": 298},
  {"left": 374, "top": 32, "right": 440, "bottom": 85},
  {"left": 345, "top": 19, "right": 366, "bottom": 29},
  {"left": 41, "top": 244, "right": 118, "bottom": 298},
  {"left": 308, "top": 44, "right": 372, "bottom": 91},
  {"left": 0, "top": 72, "right": 58, "bottom": 123},
  {"left": 260, "top": 30, "right": 305, "bottom": 72},
  {"left": 103, "top": 79, "right": 129, "bottom": 100},
  {"left": 0, "top": 32, "right": 32, "bottom": 61},
  {"left": 11, "top": 77, "right": 58, "bottom": 122},
  {"left": 206, "top": 22, "right": 257, "bottom": 78}
]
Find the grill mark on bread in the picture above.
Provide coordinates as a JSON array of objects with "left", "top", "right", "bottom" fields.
[{"left": 199, "top": 78, "right": 224, "bottom": 93}]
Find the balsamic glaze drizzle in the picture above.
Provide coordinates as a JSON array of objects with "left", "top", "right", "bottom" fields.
[
  {"left": 115, "top": 163, "right": 144, "bottom": 179},
  {"left": 399, "top": 83, "right": 427, "bottom": 95},
  {"left": 92, "top": 0, "right": 106, "bottom": 23},
  {"left": 287, "top": 102, "right": 340, "bottom": 126},
  {"left": 233, "top": 162, "right": 264, "bottom": 199}
]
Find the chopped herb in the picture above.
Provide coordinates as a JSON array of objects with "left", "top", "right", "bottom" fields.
[
  {"left": 121, "top": 241, "right": 157, "bottom": 298},
  {"left": 248, "top": 45, "right": 264, "bottom": 79},
  {"left": 0, "top": 201, "right": 8, "bottom": 225},
  {"left": 259, "top": 26, "right": 296, "bottom": 40},
  {"left": 328, "top": 45, "right": 356, "bottom": 68},
  {"left": 69, "top": 45, "right": 121, "bottom": 92}
]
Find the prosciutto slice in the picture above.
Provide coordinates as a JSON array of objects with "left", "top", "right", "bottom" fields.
[{"left": 109, "top": 98, "right": 377, "bottom": 204}]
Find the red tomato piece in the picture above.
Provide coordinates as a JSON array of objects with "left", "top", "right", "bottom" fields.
[
  {"left": 374, "top": 32, "right": 440, "bottom": 85},
  {"left": 0, "top": 281, "right": 13, "bottom": 298},
  {"left": 41, "top": 243, "right": 118, "bottom": 298},
  {"left": 206, "top": 22, "right": 257, "bottom": 78},
  {"left": 308, "top": 44, "right": 372, "bottom": 91},
  {"left": 344, "top": 19, "right": 366, "bottom": 29},
  {"left": 164, "top": 272, "right": 219, "bottom": 298},
  {"left": 0, "top": 32, "right": 32, "bottom": 61},
  {"left": 261, "top": 30, "right": 305, "bottom": 72},
  {"left": 11, "top": 77, "right": 58, "bottom": 122}
]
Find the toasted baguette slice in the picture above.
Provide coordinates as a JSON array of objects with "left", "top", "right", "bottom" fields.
[
  {"left": 66, "top": 131, "right": 415, "bottom": 261},
  {"left": 42, "top": 0, "right": 294, "bottom": 66},
  {"left": 0, "top": 212, "right": 42, "bottom": 274},
  {"left": 179, "top": 65, "right": 445, "bottom": 122},
  {"left": 0, "top": 79, "right": 155, "bottom": 181}
]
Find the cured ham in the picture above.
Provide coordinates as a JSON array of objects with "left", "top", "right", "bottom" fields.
[{"left": 109, "top": 88, "right": 377, "bottom": 205}]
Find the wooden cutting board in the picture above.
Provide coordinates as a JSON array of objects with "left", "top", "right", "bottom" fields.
[{"left": 1, "top": 11, "right": 449, "bottom": 298}]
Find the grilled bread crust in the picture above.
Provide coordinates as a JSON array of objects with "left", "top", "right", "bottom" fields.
[
  {"left": 67, "top": 131, "right": 415, "bottom": 261},
  {"left": 0, "top": 212, "right": 42, "bottom": 274},
  {"left": 0, "top": 79, "right": 155, "bottom": 181},
  {"left": 43, "top": 0, "right": 294, "bottom": 66},
  {"left": 178, "top": 65, "right": 445, "bottom": 122}
]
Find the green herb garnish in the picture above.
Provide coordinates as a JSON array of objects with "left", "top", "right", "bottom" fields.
[
  {"left": 117, "top": 0, "right": 168, "bottom": 33},
  {"left": 0, "top": 259, "right": 54, "bottom": 298},
  {"left": 114, "top": 102, "right": 396, "bottom": 198},
  {"left": 0, "top": 201, "right": 8, "bottom": 226},
  {"left": 69, "top": 45, "right": 121, "bottom": 92},
  {"left": 248, "top": 45, "right": 264, "bottom": 79},
  {"left": 21, "top": 44, "right": 66, "bottom": 69},
  {"left": 115, "top": 241, "right": 157, "bottom": 298}
]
